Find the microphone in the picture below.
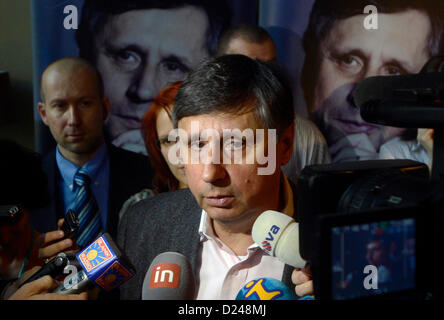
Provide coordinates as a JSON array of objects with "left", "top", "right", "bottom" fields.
[
  {"left": 19, "top": 252, "right": 78, "bottom": 288},
  {"left": 53, "top": 269, "right": 92, "bottom": 294},
  {"left": 236, "top": 277, "right": 297, "bottom": 300},
  {"left": 354, "top": 72, "right": 444, "bottom": 128},
  {"left": 353, "top": 72, "right": 444, "bottom": 110},
  {"left": 252, "top": 210, "right": 306, "bottom": 268},
  {"left": 53, "top": 233, "right": 135, "bottom": 294},
  {"left": 141, "top": 252, "right": 195, "bottom": 300}
]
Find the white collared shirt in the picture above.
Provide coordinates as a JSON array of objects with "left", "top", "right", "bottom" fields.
[{"left": 195, "top": 175, "right": 294, "bottom": 300}]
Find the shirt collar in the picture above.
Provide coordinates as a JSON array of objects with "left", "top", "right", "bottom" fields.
[
  {"left": 198, "top": 173, "right": 294, "bottom": 243},
  {"left": 280, "top": 173, "right": 294, "bottom": 217},
  {"left": 56, "top": 143, "right": 108, "bottom": 189}
]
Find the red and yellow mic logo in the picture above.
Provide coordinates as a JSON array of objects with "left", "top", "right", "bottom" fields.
[
  {"left": 149, "top": 263, "right": 181, "bottom": 289},
  {"left": 78, "top": 237, "right": 113, "bottom": 272}
]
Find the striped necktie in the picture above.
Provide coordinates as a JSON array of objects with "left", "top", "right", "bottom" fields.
[{"left": 72, "top": 168, "right": 103, "bottom": 247}]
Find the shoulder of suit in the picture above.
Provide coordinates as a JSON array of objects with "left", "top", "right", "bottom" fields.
[
  {"left": 41, "top": 147, "right": 56, "bottom": 161},
  {"left": 125, "top": 189, "right": 200, "bottom": 220},
  {"left": 108, "top": 144, "right": 153, "bottom": 176},
  {"left": 39, "top": 148, "right": 57, "bottom": 173},
  {"left": 108, "top": 144, "right": 149, "bottom": 162},
  {"left": 119, "top": 189, "right": 201, "bottom": 243}
]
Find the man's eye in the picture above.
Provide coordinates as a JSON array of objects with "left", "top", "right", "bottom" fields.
[
  {"left": 117, "top": 50, "right": 136, "bottom": 62},
  {"left": 162, "top": 60, "right": 190, "bottom": 75},
  {"left": 339, "top": 55, "right": 360, "bottom": 68},
  {"left": 111, "top": 49, "right": 141, "bottom": 70},
  {"left": 190, "top": 140, "right": 204, "bottom": 150},
  {"left": 160, "top": 139, "right": 176, "bottom": 147},
  {"left": 165, "top": 61, "right": 181, "bottom": 72},
  {"left": 384, "top": 66, "right": 403, "bottom": 76},
  {"left": 224, "top": 139, "right": 244, "bottom": 151},
  {"left": 52, "top": 103, "right": 65, "bottom": 109}
]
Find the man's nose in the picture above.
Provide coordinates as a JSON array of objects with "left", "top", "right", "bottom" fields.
[
  {"left": 126, "top": 63, "right": 157, "bottom": 104},
  {"left": 348, "top": 66, "right": 381, "bottom": 108},
  {"left": 201, "top": 147, "right": 226, "bottom": 183},
  {"left": 67, "top": 105, "right": 80, "bottom": 126},
  {"left": 201, "top": 162, "right": 227, "bottom": 184}
]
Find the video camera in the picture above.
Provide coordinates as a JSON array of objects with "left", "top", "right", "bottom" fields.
[{"left": 298, "top": 55, "right": 444, "bottom": 300}]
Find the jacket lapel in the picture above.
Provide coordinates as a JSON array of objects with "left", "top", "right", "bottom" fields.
[{"left": 30, "top": 149, "right": 59, "bottom": 232}]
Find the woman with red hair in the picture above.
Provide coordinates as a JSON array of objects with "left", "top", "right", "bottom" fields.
[
  {"left": 118, "top": 82, "right": 187, "bottom": 218},
  {"left": 142, "top": 81, "right": 187, "bottom": 193}
]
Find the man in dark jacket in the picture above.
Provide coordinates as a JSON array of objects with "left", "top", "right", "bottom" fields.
[
  {"left": 32, "top": 57, "right": 153, "bottom": 258},
  {"left": 118, "top": 54, "right": 312, "bottom": 299}
]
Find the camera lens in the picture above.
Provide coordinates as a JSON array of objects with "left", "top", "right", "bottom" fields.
[{"left": 338, "top": 169, "right": 430, "bottom": 213}]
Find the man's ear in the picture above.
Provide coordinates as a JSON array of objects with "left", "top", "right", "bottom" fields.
[
  {"left": 37, "top": 102, "right": 48, "bottom": 125},
  {"left": 278, "top": 122, "right": 294, "bottom": 166},
  {"left": 102, "top": 97, "right": 110, "bottom": 120}
]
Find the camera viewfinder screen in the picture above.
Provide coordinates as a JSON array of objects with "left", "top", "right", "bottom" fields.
[{"left": 331, "top": 218, "right": 416, "bottom": 300}]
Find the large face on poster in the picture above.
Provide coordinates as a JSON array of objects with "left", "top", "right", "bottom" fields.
[
  {"left": 301, "top": 1, "right": 443, "bottom": 163},
  {"left": 76, "top": 0, "right": 231, "bottom": 154},
  {"left": 94, "top": 7, "right": 209, "bottom": 153}
]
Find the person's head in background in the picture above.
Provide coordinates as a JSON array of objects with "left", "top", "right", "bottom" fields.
[
  {"left": 301, "top": 0, "right": 444, "bottom": 162},
  {"left": 76, "top": 0, "right": 231, "bottom": 153},
  {"left": 365, "top": 235, "right": 392, "bottom": 268},
  {"left": 217, "top": 24, "right": 276, "bottom": 62},
  {"left": 141, "top": 82, "right": 187, "bottom": 193},
  {"left": 38, "top": 57, "right": 109, "bottom": 167}
]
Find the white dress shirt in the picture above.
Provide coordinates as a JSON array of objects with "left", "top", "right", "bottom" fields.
[{"left": 196, "top": 174, "right": 294, "bottom": 300}]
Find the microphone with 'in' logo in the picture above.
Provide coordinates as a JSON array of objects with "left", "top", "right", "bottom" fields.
[{"left": 142, "top": 252, "right": 196, "bottom": 300}]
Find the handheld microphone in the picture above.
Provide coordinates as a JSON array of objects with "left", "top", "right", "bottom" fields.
[
  {"left": 353, "top": 72, "right": 444, "bottom": 110},
  {"left": 141, "top": 252, "right": 195, "bottom": 300},
  {"left": 53, "top": 269, "right": 92, "bottom": 294},
  {"left": 354, "top": 72, "right": 444, "bottom": 128},
  {"left": 19, "top": 252, "right": 77, "bottom": 288},
  {"left": 53, "top": 233, "right": 135, "bottom": 294},
  {"left": 252, "top": 210, "right": 306, "bottom": 268},
  {"left": 236, "top": 277, "right": 297, "bottom": 300}
]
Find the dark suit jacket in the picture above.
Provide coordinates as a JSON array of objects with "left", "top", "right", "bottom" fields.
[
  {"left": 117, "top": 187, "right": 298, "bottom": 300},
  {"left": 30, "top": 145, "right": 153, "bottom": 240}
]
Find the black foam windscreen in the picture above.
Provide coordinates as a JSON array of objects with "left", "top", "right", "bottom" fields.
[{"left": 353, "top": 72, "right": 444, "bottom": 109}]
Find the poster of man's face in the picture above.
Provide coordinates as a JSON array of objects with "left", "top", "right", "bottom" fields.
[
  {"left": 301, "top": 0, "right": 444, "bottom": 163},
  {"left": 33, "top": 0, "right": 444, "bottom": 163},
  {"left": 75, "top": 0, "right": 232, "bottom": 154}
]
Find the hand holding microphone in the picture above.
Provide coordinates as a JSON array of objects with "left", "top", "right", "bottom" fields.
[
  {"left": 8, "top": 271, "right": 87, "bottom": 300},
  {"left": 53, "top": 233, "right": 135, "bottom": 294},
  {"left": 292, "top": 266, "right": 313, "bottom": 298},
  {"left": 18, "top": 252, "right": 78, "bottom": 288},
  {"left": 252, "top": 210, "right": 306, "bottom": 268},
  {"left": 252, "top": 210, "right": 314, "bottom": 298}
]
